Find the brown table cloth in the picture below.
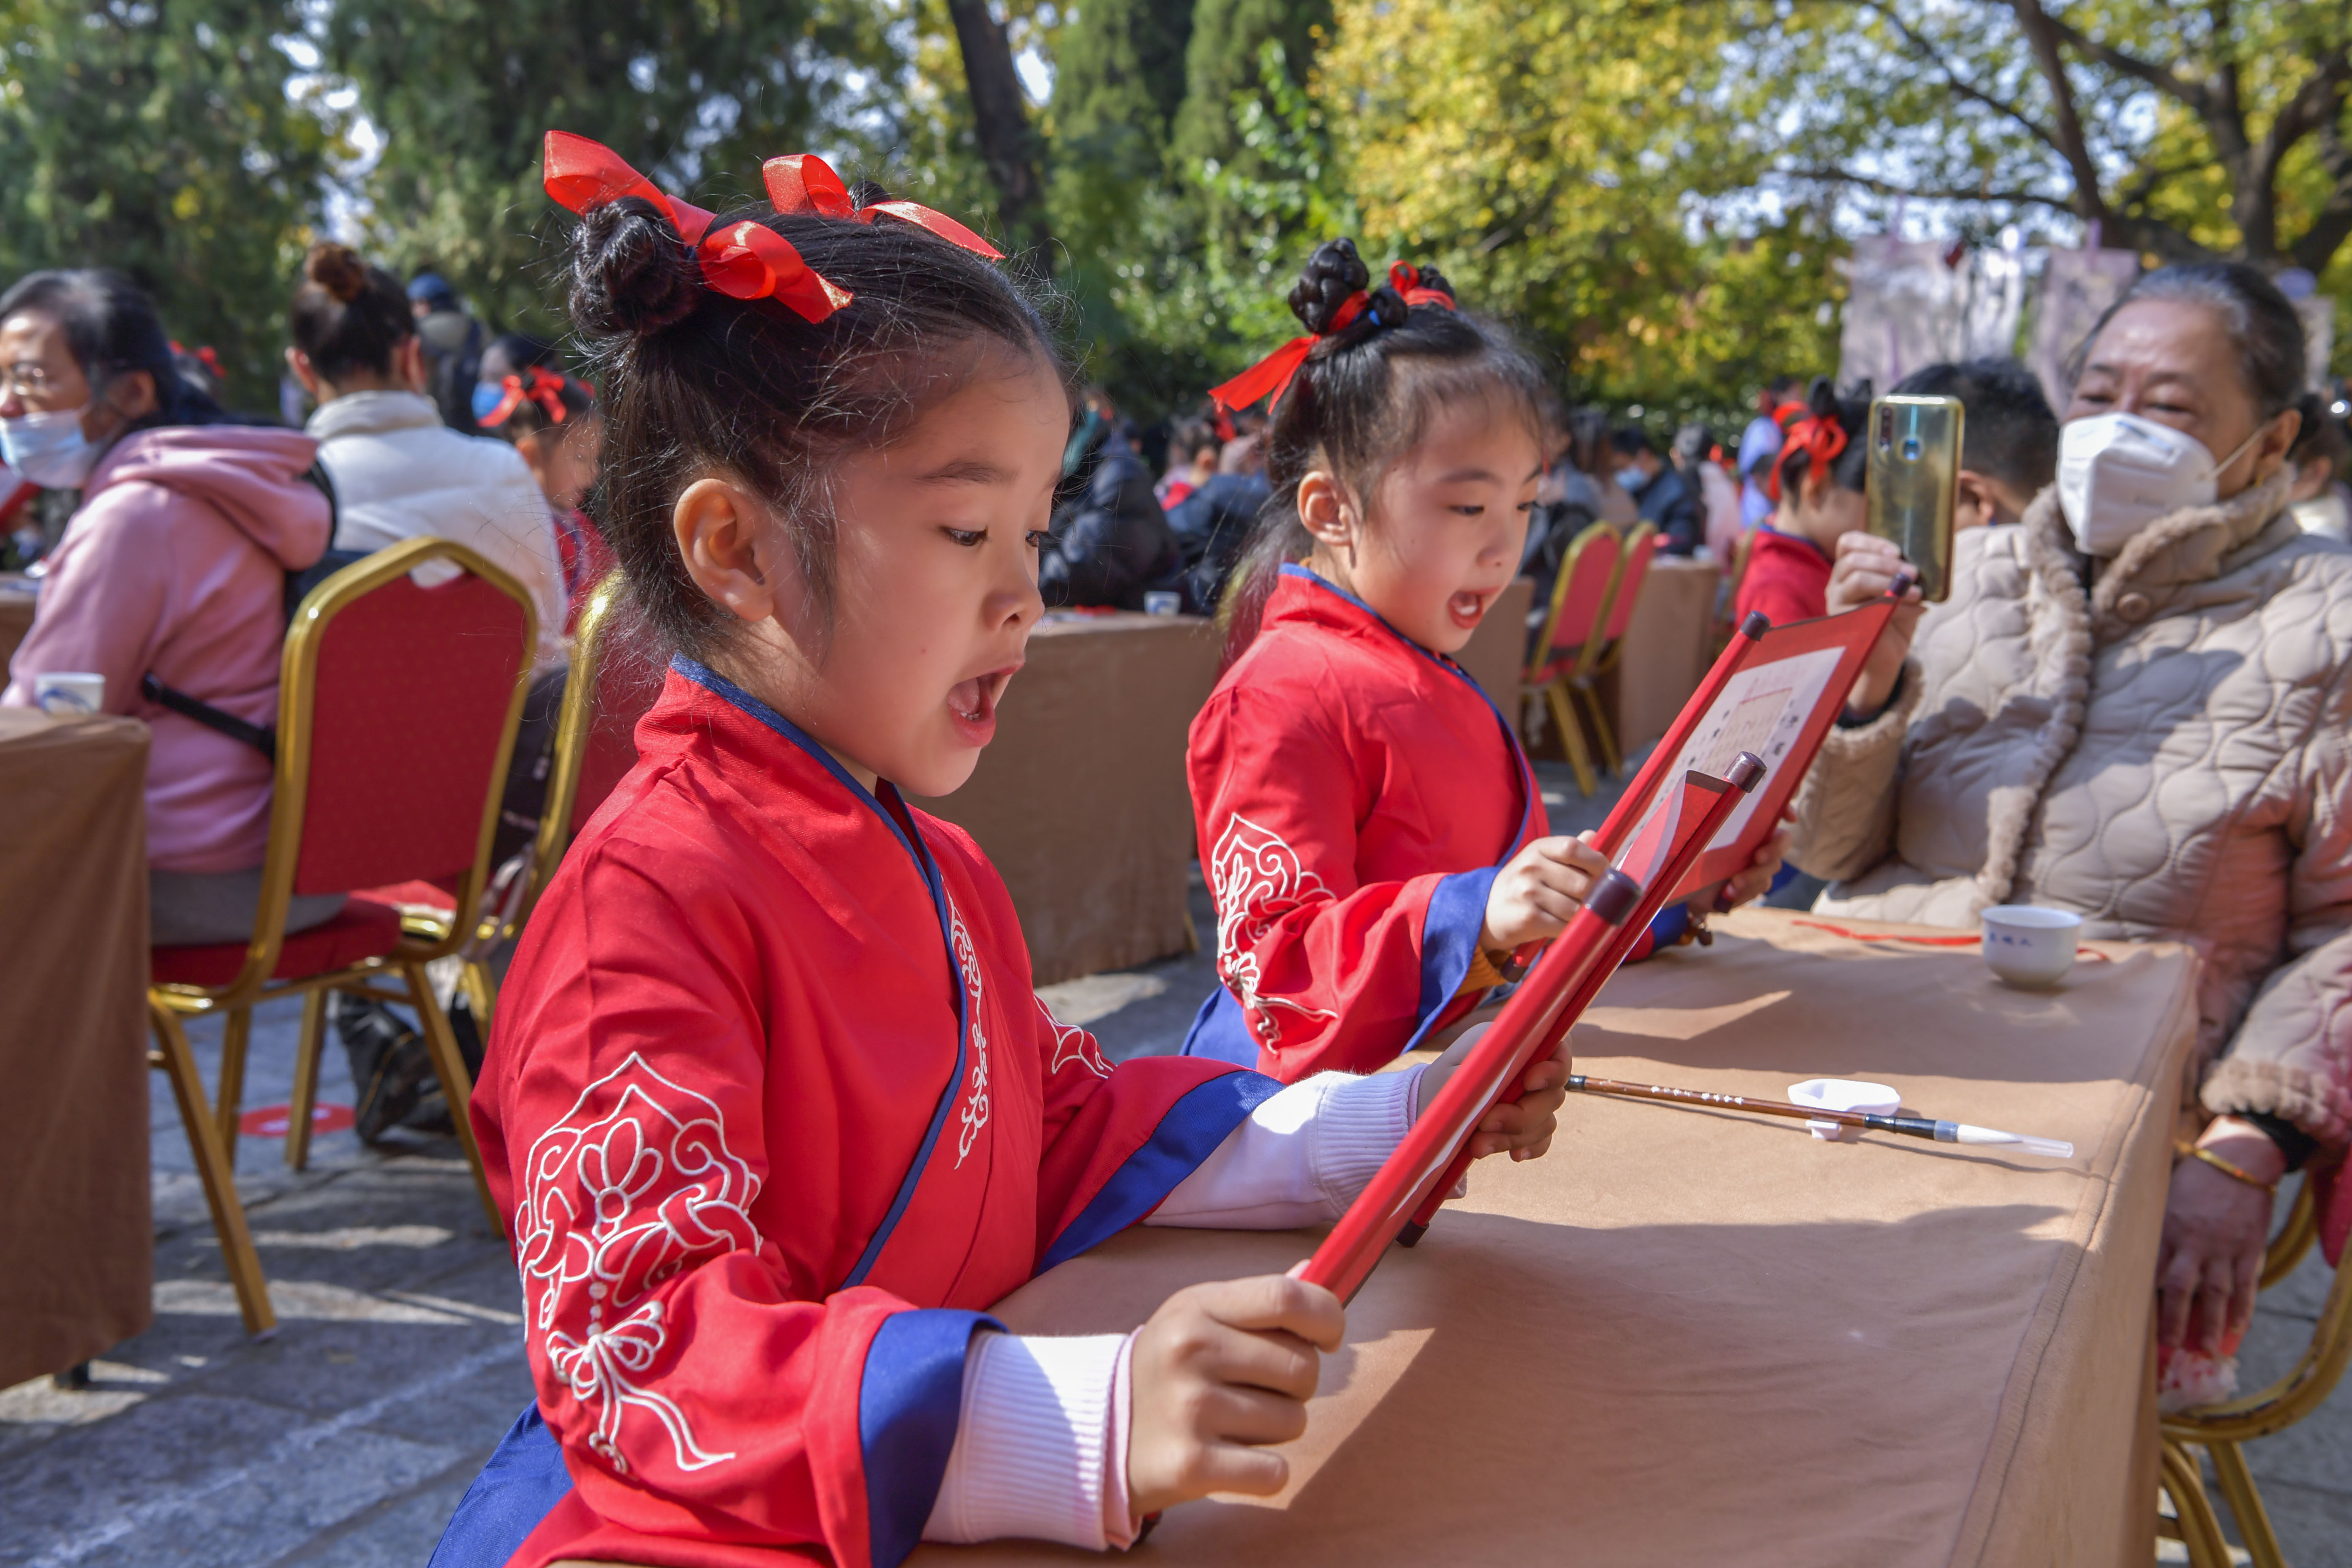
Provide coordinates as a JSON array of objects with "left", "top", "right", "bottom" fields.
[
  {"left": 0, "top": 572, "right": 37, "bottom": 683},
  {"left": 0, "top": 709, "right": 153, "bottom": 1387},
  {"left": 1601, "top": 553, "right": 1723, "bottom": 757},
  {"left": 916, "top": 908, "right": 2195, "bottom": 1568},
  {"left": 915, "top": 612, "right": 1221, "bottom": 986}
]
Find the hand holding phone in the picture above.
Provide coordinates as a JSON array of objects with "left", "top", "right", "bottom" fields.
[{"left": 1865, "top": 395, "right": 1963, "bottom": 602}]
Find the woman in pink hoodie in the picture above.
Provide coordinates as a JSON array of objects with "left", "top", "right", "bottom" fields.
[{"left": 0, "top": 270, "right": 339, "bottom": 944}]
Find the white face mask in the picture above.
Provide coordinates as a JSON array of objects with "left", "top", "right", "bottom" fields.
[
  {"left": 0, "top": 406, "right": 100, "bottom": 490},
  {"left": 2056, "top": 411, "right": 2266, "bottom": 556}
]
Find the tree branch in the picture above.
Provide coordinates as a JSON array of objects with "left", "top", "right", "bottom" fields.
[
  {"left": 2290, "top": 116, "right": 2352, "bottom": 274},
  {"left": 1848, "top": 1, "right": 2065, "bottom": 158},
  {"left": 1780, "top": 164, "right": 2068, "bottom": 210},
  {"left": 2037, "top": 7, "right": 2210, "bottom": 117},
  {"left": 2009, "top": 0, "right": 2110, "bottom": 224}
]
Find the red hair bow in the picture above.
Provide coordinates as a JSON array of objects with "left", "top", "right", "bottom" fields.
[
  {"left": 1766, "top": 415, "right": 1850, "bottom": 504},
  {"left": 1207, "top": 290, "right": 1370, "bottom": 414},
  {"left": 478, "top": 367, "right": 574, "bottom": 430},
  {"left": 762, "top": 154, "right": 1004, "bottom": 259},
  {"left": 1388, "top": 261, "right": 1454, "bottom": 309},
  {"left": 541, "top": 130, "right": 852, "bottom": 322}
]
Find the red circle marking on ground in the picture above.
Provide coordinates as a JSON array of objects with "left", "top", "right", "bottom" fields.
[{"left": 239, "top": 1102, "right": 356, "bottom": 1138}]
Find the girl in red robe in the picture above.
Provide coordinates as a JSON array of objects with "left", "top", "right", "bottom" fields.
[
  {"left": 428, "top": 138, "right": 1571, "bottom": 1568},
  {"left": 1185, "top": 243, "right": 1784, "bottom": 1080}
]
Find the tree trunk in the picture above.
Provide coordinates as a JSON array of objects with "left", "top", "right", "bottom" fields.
[{"left": 944, "top": 0, "right": 1050, "bottom": 269}]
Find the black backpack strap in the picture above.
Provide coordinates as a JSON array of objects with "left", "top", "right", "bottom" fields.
[{"left": 140, "top": 672, "right": 276, "bottom": 762}]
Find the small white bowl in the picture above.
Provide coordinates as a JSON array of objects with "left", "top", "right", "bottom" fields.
[
  {"left": 1787, "top": 1078, "right": 1901, "bottom": 1142},
  {"left": 1981, "top": 904, "right": 2083, "bottom": 988}
]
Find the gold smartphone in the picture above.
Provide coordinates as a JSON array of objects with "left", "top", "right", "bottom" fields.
[{"left": 1865, "top": 395, "right": 1963, "bottom": 602}]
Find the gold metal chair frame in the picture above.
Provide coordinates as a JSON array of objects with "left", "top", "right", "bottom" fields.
[
  {"left": 293, "top": 574, "right": 619, "bottom": 1124},
  {"left": 2156, "top": 1177, "right": 2352, "bottom": 1567},
  {"left": 149, "top": 537, "right": 536, "bottom": 1337},
  {"left": 1522, "top": 521, "right": 1647, "bottom": 797}
]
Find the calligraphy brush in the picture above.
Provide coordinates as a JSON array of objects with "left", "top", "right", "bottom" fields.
[{"left": 1566, "top": 1075, "right": 2075, "bottom": 1159}]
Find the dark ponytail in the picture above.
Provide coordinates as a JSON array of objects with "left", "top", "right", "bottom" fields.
[
  {"left": 1220, "top": 239, "right": 1547, "bottom": 664},
  {"left": 0, "top": 269, "right": 225, "bottom": 430},
  {"left": 563, "top": 175, "right": 1073, "bottom": 665},
  {"left": 289, "top": 243, "right": 415, "bottom": 384}
]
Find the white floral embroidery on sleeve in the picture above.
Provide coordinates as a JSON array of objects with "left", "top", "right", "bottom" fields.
[
  {"left": 947, "top": 896, "right": 991, "bottom": 1166},
  {"left": 1037, "top": 994, "right": 1112, "bottom": 1078},
  {"left": 516, "top": 1052, "right": 759, "bottom": 1477},
  {"left": 1206, "top": 813, "right": 1340, "bottom": 1045}
]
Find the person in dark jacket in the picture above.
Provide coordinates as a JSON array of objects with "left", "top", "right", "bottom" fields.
[
  {"left": 1612, "top": 426, "right": 1701, "bottom": 555},
  {"left": 1169, "top": 433, "right": 1271, "bottom": 614},
  {"left": 1041, "top": 388, "right": 1184, "bottom": 609}
]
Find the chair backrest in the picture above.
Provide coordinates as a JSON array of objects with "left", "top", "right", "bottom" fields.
[
  {"left": 1528, "top": 522, "right": 1620, "bottom": 678},
  {"left": 508, "top": 574, "right": 653, "bottom": 934},
  {"left": 1600, "top": 523, "right": 1661, "bottom": 644},
  {"left": 281, "top": 539, "right": 532, "bottom": 906}
]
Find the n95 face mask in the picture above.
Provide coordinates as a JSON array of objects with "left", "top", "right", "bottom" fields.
[{"left": 2056, "top": 412, "right": 2263, "bottom": 557}]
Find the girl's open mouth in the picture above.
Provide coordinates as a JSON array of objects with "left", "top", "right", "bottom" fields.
[
  {"left": 1447, "top": 589, "right": 1491, "bottom": 629},
  {"left": 946, "top": 665, "right": 1020, "bottom": 742}
]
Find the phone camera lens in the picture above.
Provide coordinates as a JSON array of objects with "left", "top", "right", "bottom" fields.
[{"left": 1901, "top": 436, "right": 1922, "bottom": 461}]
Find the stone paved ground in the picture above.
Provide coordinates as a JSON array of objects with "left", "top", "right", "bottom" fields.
[{"left": 3, "top": 760, "right": 2345, "bottom": 1565}]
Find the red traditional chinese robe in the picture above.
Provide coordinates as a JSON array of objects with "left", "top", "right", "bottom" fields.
[
  {"left": 1182, "top": 566, "right": 1544, "bottom": 1078},
  {"left": 462, "top": 659, "right": 1273, "bottom": 1568}
]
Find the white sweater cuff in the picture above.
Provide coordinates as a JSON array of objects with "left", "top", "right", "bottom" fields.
[
  {"left": 922, "top": 1331, "right": 1126, "bottom": 1550},
  {"left": 1147, "top": 1066, "right": 1424, "bottom": 1230}
]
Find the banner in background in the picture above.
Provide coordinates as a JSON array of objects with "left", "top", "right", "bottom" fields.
[
  {"left": 2027, "top": 246, "right": 2141, "bottom": 411},
  {"left": 1838, "top": 234, "right": 2027, "bottom": 391}
]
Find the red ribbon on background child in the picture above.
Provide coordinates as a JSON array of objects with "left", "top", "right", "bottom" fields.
[
  {"left": 542, "top": 130, "right": 853, "bottom": 322},
  {"left": 1765, "top": 413, "right": 1850, "bottom": 504},
  {"left": 477, "top": 367, "right": 573, "bottom": 430},
  {"left": 762, "top": 154, "right": 1004, "bottom": 259}
]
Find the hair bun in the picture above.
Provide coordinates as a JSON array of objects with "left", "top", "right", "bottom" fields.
[
  {"left": 304, "top": 243, "right": 370, "bottom": 305},
  {"left": 847, "top": 178, "right": 895, "bottom": 211},
  {"left": 1289, "top": 239, "right": 1372, "bottom": 335},
  {"left": 571, "top": 198, "right": 700, "bottom": 339},
  {"left": 1413, "top": 262, "right": 1455, "bottom": 302}
]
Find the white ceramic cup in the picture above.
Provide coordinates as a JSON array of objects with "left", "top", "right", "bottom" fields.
[
  {"left": 32, "top": 671, "right": 104, "bottom": 716},
  {"left": 1143, "top": 590, "right": 1183, "bottom": 617},
  {"left": 1980, "top": 904, "right": 2083, "bottom": 988}
]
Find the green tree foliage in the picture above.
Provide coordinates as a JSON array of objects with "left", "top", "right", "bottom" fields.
[
  {"left": 0, "top": 0, "right": 338, "bottom": 412},
  {"left": 321, "top": 0, "right": 903, "bottom": 336},
  {"left": 1318, "top": 0, "right": 1843, "bottom": 425},
  {"left": 1770, "top": 2, "right": 2352, "bottom": 294}
]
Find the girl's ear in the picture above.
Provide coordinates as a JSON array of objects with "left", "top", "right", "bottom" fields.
[
  {"left": 1297, "top": 468, "right": 1356, "bottom": 550},
  {"left": 674, "top": 477, "right": 791, "bottom": 627}
]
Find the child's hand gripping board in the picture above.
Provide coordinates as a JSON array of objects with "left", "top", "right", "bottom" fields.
[{"left": 1297, "top": 757, "right": 1765, "bottom": 1305}]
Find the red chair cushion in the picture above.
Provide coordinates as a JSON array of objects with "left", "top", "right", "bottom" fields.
[
  {"left": 152, "top": 897, "right": 406, "bottom": 988},
  {"left": 367, "top": 879, "right": 461, "bottom": 917}
]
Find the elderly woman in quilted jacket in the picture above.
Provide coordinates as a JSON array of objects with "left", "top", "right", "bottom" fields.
[{"left": 1792, "top": 261, "right": 2351, "bottom": 1373}]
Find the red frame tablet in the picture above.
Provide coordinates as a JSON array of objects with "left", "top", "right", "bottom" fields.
[
  {"left": 1297, "top": 758, "right": 1762, "bottom": 1304},
  {"left": 1594, "top": 599, "right": 1901, "bottom": 900}
]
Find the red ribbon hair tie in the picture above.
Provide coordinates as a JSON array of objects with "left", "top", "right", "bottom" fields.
[
  {"left": 1388, "top": 261, "right": 1455, "bottom": 310},
  {"left": 762, "top": 154, "right": 1004, "bottom": 260},
  {"left": 541, "top": 130, "right": 852, "bottom": 322},
  {"left": 478, "top": 367, "right": 573, "bottom": 430},
  {"left": 1766, "top": 415, "right": 1851, "bottom": 505},
  {"left": 1207, "top": 290, "right": 1370, "bottom": 414}
]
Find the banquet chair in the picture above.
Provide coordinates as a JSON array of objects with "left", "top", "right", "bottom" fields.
[
  {"left": 284, "top": 575, "right": 649, "bottom": 1176},
  {"left": 1714, "top": 527, "right": 1756, "bottom": 653},
  {"left": 2156, "top": 1167, "right": 2352, "bottom": 1568},
  {"left": 1563, "top": 522, "right": 1660, "bottom": 778},
  {"left": 1521, "top": 520, "right": 1620, "bottom": 797},
  {"left": 148, "top": 537, "right": 535, "bottom": 1334}
]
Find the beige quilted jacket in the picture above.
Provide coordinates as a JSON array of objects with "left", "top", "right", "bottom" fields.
[{"left": 1789, "top": 471, "right": 2352, "bottom": 1149}]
